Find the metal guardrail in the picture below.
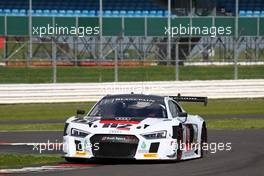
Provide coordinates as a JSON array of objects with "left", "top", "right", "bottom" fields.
[{"left": 0, "top": 79, "right": 264, "bottom": 104}]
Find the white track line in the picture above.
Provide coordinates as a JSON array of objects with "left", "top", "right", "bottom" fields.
[
  {"left": 0, "top": 164, "right": 96, "bottom": 174},
  {"left": 0, "top": 166, "right": 75, "bottom": 174}
]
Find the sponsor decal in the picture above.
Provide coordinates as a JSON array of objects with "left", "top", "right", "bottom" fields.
[
  {"left": 75, "top": 151, "right": 88, "bottom": 156},
  {"left": 143, "top": 153, "right": 158, "bottom": 158},
  {"left": 101, "top": 136, "right": 137, "bottom": 143},
  {"left": 141, "top": 142, "right": 147, "bottom": 149},
  {"left": 114, "top": 98, "right": 155, "bottom": 102},
  {"left": 101, "top": 136, "right": 126, "bottom": 142},
  {"left": 138, "top": 149, "right": 149, "bottom": 153},
  {"left": 138, "top": 142, "right": 148, "bottom": 153}
]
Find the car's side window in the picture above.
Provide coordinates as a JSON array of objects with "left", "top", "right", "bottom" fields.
[
  {"left": 169, "top": 100, "right": 182, "bottom": 118},
  {"left": 174, "top": 102, "right": 182, "bottom": 113},
  {"left": 168, "top": 100, "right": 178, "bottom": 117}
]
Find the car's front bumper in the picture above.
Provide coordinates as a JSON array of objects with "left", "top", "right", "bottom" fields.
[{"left": 63, "top": 134, "right": 178, "bottom": 160}]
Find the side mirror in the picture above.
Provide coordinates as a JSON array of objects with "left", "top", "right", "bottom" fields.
[
  {"left": 77, "top": 109, "right": 86, "bottom": 115},
  {"left": 178, "top": 112, "right": 187, "bottom": 117},
  {"left": 178, "top": 112, "right": 188, "bottom": 123}
]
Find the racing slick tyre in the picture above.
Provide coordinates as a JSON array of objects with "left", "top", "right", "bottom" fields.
[
  {"left": 200, "top": 122, "right": 207, "bottom": 158},
  {"left": 176, "top": 124, "right": 183, "bottom": 161}
]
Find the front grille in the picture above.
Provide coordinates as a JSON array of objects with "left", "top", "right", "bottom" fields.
[{"left": 90, "top": 134, "right": 139, "bottom": 158}]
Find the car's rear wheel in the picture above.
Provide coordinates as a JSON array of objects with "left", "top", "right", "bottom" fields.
[
  {"left": 200, "top": 123, "right": 207, "bottom": 158},
  {"left": 176, "top": 124, "right": 183, "bottom": 161}
]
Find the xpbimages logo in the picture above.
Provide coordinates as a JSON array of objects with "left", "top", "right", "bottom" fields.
[
  {"left": 179, "top": 141, "right": 232, "bottom": 154},
  {"left": 33, "top": 24, "right": 100, "bottom": 37},
  {"left": 165, "top": 24, "right": 232, "bottom": 37},
  {"left": 31, "top": 140, "right": 232, "bottom": 154},
  {"left": 32, "top": 140, "right": 99, "bottom": 153}
]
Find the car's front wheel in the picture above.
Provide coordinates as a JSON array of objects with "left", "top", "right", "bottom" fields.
[
  {"left": 200, "top": 122, "right": 207, "bottom": 158},
  {"left": 176, "top": 124, "right": 183, "bottom": 161}
]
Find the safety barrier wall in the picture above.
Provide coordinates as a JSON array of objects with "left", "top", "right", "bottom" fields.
[
  {"left": 0, "top": 79, "right": 264, "bottom": 104},
  {"left": 0, "top": 16, "right": 264, "bottom": 37}
]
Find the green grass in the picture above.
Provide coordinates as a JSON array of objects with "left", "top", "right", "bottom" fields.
[
  {"left": 0, "top": 65, "right": 263, "bottom": 83},
  {"left": 207, "top": 118, "right": 264, "bottom": 129},
  {"left": 0, "top": 123, "right": 63, "bottom": 131},
  {"left": 0, "top": 154, "right": 63, "bottom": 169},
  {"left": 181, "top": 98, "right": 264, "bottom": 116},
  {"left": 1, "top": 99, "right": 264, "bottom": 122},
  {"left": 1, "top": 118, "right": 264, "bottom": 131},
  {"left": 0, "top": 102, "right": 94, "bottom": 121}
]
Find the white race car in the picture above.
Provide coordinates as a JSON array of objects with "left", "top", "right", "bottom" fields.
[{"left": 63, "top": 93, "right": 208, "bottom": 162}]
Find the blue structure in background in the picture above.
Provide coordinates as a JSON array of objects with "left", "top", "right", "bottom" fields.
[
  {"left": 0, "top": 0, "right": 264, "bottom": 17},
  {"left": 217, "top": 0, "right": 264, "bottom": 16},
  {"left": 0, "top": 0, "right": 167, "bottom": 17}
]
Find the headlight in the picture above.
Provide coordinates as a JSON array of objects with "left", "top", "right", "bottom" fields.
[
  {"left": 141, "top": 130, "right": 167, "bottom": 139},
  {"left": 71, "top": 128, "right": 90, "bottom": 138}
]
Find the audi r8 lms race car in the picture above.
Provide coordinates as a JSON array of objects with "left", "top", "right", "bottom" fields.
[{"left": 63, "top": 93, "right": 208, "bottom": 161}]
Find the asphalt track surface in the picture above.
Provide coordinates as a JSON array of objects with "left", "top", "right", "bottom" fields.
[{"left": 1, "top": 129, "right": 264, "bottom": 176}]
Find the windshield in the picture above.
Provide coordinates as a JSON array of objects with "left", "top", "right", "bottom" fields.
[{"left": 89, "top": 97, "right": 167, "bottom": 118}]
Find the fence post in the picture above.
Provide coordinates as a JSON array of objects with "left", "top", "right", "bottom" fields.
[
  {"left": 99, "top": 0, "right": 103, "bottom": 61},
  {"left": 52, "top": 17, "right": 57, "bottom": 83},
  {"left": 175, "top": 42, "right": 179, "bottom": 81},
  {"left": 28, "top": 0, "right": 32, "bottom": 67},
  {"left": 114, "top": 47, "right": 118, "bottom": 82},
  {"left": 4, "top": 16, "right": 7, "bottom": 61},
  {"left": 234, "top": 0, "right": 239, "bottom": 80},
  {"left": 234, "top": 39, "right": 238, "bottom": 80},
  {"left": 52, "top": 39, "right": 57, "bottom": 83},
  {"left": 167, "top": 0, "right": 171, "bottom": 65}
]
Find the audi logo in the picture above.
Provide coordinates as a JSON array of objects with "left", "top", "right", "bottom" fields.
[{"left": 115, "top": 117, "right": 131, "bottom": 121}]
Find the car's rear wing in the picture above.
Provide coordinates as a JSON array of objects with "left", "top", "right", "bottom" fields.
[{"left": 170, "top": 94, "right": 208, "bottom": 106}]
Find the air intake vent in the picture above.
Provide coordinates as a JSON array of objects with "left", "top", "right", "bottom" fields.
[
  {"left": 144, "top": 124, "right": 150, "bottom": 129},
  {"left": 149, "top": 142, "right": 159, "bottom": 153}
]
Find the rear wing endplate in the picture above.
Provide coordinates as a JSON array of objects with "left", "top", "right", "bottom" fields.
[{"left": 170, "top": 94, "right": 208, "bottom": 106}]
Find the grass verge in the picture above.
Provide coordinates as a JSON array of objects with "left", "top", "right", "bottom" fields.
[
  {"left": 207, "top": 118, "right": 264, "bottom": 129},
  {"left": 0, "top": 65, "right": 263, "bottom": 83},
  {"left": 1, "top": 99, "right": 264, "bottom": 121},
  {"left": 0, "top": 123, "right": 63, "bottom": 131},
  {"left": 0, "top": 102, "right": 94, "bottom": 121},
  {"left": 181, "top": 98, "right": 264, "bottom": 116},
  {"left": 0, "top": 154, "right": 63, "bottom": 169}
]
